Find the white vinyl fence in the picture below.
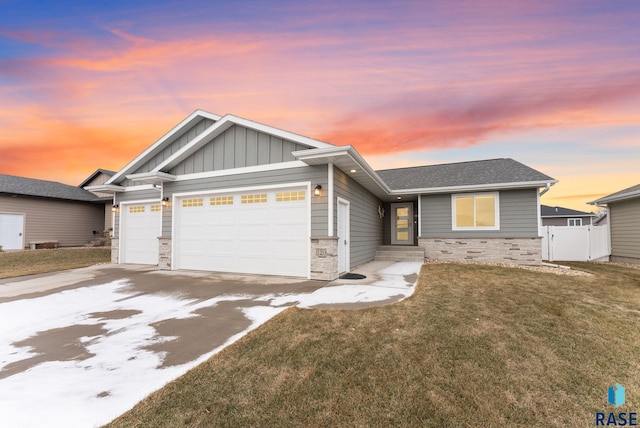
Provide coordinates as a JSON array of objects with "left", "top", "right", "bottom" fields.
[{"left": 541, "top": 225, "right": 610, "bottom": 262}]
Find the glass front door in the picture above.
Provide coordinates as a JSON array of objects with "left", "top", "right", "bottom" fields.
[{"left": 391, "top": 203, "right": 414, "bottom": 245}]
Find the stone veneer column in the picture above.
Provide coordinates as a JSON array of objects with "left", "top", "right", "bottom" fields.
[
  {"left": 158, "top": 237, "right": 172, "bottom": 270},
  {"left": 111, "top": 238, "right": 119, "bottom": 264},
  {"left": 310, "top": 236, "right": 339, "bottom": 280},
  {"left": 419, "top": 237, "right": 542, "bottom": 265}
]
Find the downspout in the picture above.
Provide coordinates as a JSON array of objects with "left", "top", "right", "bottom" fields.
[{"left": 539, "top": 182, "right": 551, "bottom": 196}]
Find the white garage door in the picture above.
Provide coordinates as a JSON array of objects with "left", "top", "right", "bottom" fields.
[
  {"left": 120, "top": 202, "right": 161, "bottom": 265},
  {"left": 175, "top": 187, "right": 309, "bottom": 277}
]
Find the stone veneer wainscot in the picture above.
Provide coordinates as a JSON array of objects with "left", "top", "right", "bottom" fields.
[{"left": 419, "top": 237, "right": 542, "bottom": 265}]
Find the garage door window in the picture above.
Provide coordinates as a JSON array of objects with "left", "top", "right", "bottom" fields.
[
  {"left": 182, "top": 198, "right": 204, "bottom": 207},
  {"left": 129, "top": 206, "right": 145, "bottom": 213},
  {"left": 276, "top": 191, "right": 305, "bottom": 201},
  {"left": 241, "top": 194, "right": 267, "bottom": 204},
  {"left": 150, "top": 205, "right": 161, "bottom": 212},
  {"left": 211, "top": 196, "right": 233, "bottom": 205}
]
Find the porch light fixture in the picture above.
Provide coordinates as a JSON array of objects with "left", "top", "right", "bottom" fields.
[
  {"left": 161, "top": 197, "right": 170, "bottom": 206},
  {"left": 111, "top": 204, "right": 119, "bottom": 213},
  {"left": 350, "top": 169, "right": 357, "bottom": 173},
  {"left": 314, "top": 184, "right": 322, "bottom": 197}
]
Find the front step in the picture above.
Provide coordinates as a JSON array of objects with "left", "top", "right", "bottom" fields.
[{"left": 374, "top": 245, "right": 425, "bottom": 262}]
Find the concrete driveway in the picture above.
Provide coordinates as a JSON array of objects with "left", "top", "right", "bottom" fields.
[{"left": 0, "top": 261, "right": 421, "bottom": 427}]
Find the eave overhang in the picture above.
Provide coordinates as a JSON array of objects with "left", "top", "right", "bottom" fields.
[
  {"left": 589, "top": 189, "right": 640, "bottom": 206},
  {"left": 294, "top": 146, "right": 557, "bottom": 202},
  {"left": 125, "top": 171, "right": 177, "bottom": 186},
  {"left": 83, "top": 184, "right": 126, "bottom": 194}
]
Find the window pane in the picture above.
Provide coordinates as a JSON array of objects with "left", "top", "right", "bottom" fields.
[
  {"left": 397, "top": 207, "right": 409, "bottom": 217},
  {"left": 476, "top": 196, "right": 496, "bottom": 227},
  {"left": 455, "top": 197, "right": 474, "bottom": 227}
]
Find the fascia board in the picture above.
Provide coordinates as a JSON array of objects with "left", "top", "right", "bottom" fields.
[
  {"left": 590, "top": 190, "right": 640, "bottom": 205},
  {"left": 125, "top": 171, "right": 177, "bottom": 184},
  {"left": 390, "top": 180, "right": 558, "bottom": 195},
  {"left": 226, "top": 115, "right": 334, "bottom": 149},
  {"left": 106, "top": 110, "right": 220, "bottom": 185},
  {"left": 84, "top": 184, "right": 125, "bottom": 193}
]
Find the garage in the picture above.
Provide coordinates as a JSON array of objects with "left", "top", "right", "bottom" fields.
[
  {"left": 119, "top": 202, "right": 161, "bottom": 264},
  {"left": 174, "top": 186, "right": 309, "bottom": 277}
]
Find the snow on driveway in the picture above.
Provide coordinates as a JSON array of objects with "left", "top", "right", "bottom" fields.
[{"left": 0, "top": 262, "right": 421, "bottom": 427}]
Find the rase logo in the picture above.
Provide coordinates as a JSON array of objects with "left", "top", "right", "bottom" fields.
[{"left": 596, "top": 383, "right": 637, "bottom": 426}]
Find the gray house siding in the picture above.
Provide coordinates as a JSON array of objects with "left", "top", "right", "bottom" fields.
[
  {"left": 333, "top": 168, "right": 384, "bottom": 268},
  {"left": 119, "top": 118, "right": 215, "bottom": 187},
  {"left": 0, "top": 195, "right": 104, "bottom": 247},
  {"left": 541, "top": 216, "right": 592, "bottom": 227},
  {"left": 169, "top": 125, "right": 310, "bottom": 176},
  {"left": 161, "top": 165, "right": 328, "bottom": 237},
  {"left": 421, "top": 188, "right": 539, "bottom": 238},
  {"left": 609, "top": 198, "right": 640, "bottom": 261}
]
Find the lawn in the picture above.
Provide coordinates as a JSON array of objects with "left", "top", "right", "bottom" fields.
[
  {"left": 107, "top": 262, "right": 640, "bottom": 427},
  {"left": 0, "top": 247, "right": 111, "bottom": 279}
]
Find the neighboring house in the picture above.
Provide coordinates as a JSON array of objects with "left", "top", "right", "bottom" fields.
[
  {"left": 80, "top": 169, "right": 116, "bottom": 234},
  {"left": 540, "top": 205, "right": 595, "bottom": 226},
  {"left": 0, "top": 174, "right": 106, "bottom": 250},
  {"left": 591, "top": 184, "right": 640, "bottom": 264},
  {"left": 88, "top": 110, "right": 556, "bottom": 280}
]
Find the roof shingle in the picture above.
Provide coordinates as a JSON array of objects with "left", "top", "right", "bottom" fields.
[
  {"left": 0, "top": 174, "right": 101, "bottom": 202},
  {"left": 376, "top": 158, "right": 555, "bottom": 191}
]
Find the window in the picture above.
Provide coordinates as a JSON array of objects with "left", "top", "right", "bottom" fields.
[
  {"left": 568, "top": 218, "right": 582, "bottom": 226},
  {"left": 182, "top": 198, "right": 203, "bottom": 207},
  {"left": 452, "top": 193, "right": 499, "bottom": 230},
  {"left": 210, "top": 196, "right": 233, "bottom": 205},
  {"left": 150, "top": 205, "right": 161, "bottom": 212},
  {"left": 241, "top": 193, "right": 267, "bottom": 204},
  {"left": 276, "top": 191, "right": 306, "bottom": 202},
  {"left": 129, "top": 206, "right": 145, "bottom": 213}
]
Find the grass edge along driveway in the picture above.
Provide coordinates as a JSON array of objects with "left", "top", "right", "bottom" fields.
[
  {"left": 107, "top": 262, "right": 640, "bottom": 427},
  {"left": 0, "top": 248, "right": 111, "bottom": 279}
]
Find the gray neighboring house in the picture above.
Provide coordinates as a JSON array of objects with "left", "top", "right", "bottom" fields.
[
  {"left": 540, "top": 205, "right": 595, "bottom": 226},
  {"left": 89, "top": 110, "right": 557, "bottom": 280},
  {"left": 591, "top": 183, "right": 640, "bottom": 264},
  {"left": 0, "top": 174, "right": 106, "bottom": 250}
]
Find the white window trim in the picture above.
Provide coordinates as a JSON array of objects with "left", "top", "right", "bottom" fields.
[
  {"left": 451, "top": 192, "right": 500, "bottom": 231},
  {"left": 567, "top": 218, "right": 582, "bottom": 226}
]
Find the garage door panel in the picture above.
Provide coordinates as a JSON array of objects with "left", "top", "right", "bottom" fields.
[
  {"left": 175, "top": 187, "right": 308, "bottom": 277},
  {"left": 121, "top": 203, "right": 161, "bottom": 265}
]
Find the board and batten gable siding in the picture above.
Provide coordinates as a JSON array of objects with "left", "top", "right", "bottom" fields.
[
  {"left": 333, "top": 167, "right": 384, "bottom": 268},
  {"left": 421, "top": 188, "right": 539, "bottom": 238},
  {"left": 113, "top": 188, "right": 161, "bottom": 238},
  {"left": 609, "top": 198, "right": 640, "bottom": 260},
  {"left": 119, "top": 118, "right": 215, "bottom": 187},
  {"left": 161, "top": 165, "right": 328, "bottom": 238},
  {"left": 0, "top": 195, "right": 104, "bottom": 247},
  {"left": 169, "top": 124, "right": 311, "bottom": 175}
]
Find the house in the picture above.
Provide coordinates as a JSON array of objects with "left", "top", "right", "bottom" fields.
[
  {"left": 591, "top": 183, "right": 640, "bottom": 264},
  {"left": 88, "top": 110, "right": 557, "bottom": 280},
  {"left": 0, "top": 174, "right": 107, "bottom": 250},
  {"left": 540, "top": 205, "right": 595, "bottom": 226},
  {"left": 79, "top": 169, "right": 116, "bottom": 234}
]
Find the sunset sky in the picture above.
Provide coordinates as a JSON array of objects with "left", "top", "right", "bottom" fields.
[{"left": 1, "top": 0, "right": 638, "bottom": 211}]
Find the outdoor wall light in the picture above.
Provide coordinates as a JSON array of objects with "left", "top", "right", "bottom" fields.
[
  {"left": 314, "top": 184, "right": 322, "bottom": 197},
  {"left": 111, "top": 204, "right": 119, "bottom": 213},
  {"left": 161, "top": 197, "right": 170, "bottom": 206}
]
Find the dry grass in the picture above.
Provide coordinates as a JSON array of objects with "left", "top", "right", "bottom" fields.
[
  {"left": 107, "top": 262, "right": 640, "bottom": 427},
  {"left": 0, "top": 248, "right": 111, "bottom": 279}
]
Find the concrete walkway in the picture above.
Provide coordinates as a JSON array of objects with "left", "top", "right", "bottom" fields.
[{"left": 0, "top": 260, "right": 422, "bottom": 427}]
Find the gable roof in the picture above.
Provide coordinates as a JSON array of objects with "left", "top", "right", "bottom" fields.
[
  {"left": 540, "top": 205, "right": 594, "bottom": 218},
  {"left": 376, "top": 158, "right": 556, "bottom": 191},
  {"left": 0, "top": 174, "right": 102, "bottom": 202},
  {"left": 106, "top": 110, "right": 333, "bottom": 185},
  {"left": 78, "top": 169, "right": 116, "bottom": 188},
  {"left": 591, "top": 183, "right": 640, "bottom": 205}
]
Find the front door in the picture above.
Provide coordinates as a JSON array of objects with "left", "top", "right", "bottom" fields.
[{"left": 391, "top": 203, "right": 413, "bottom": 245}]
